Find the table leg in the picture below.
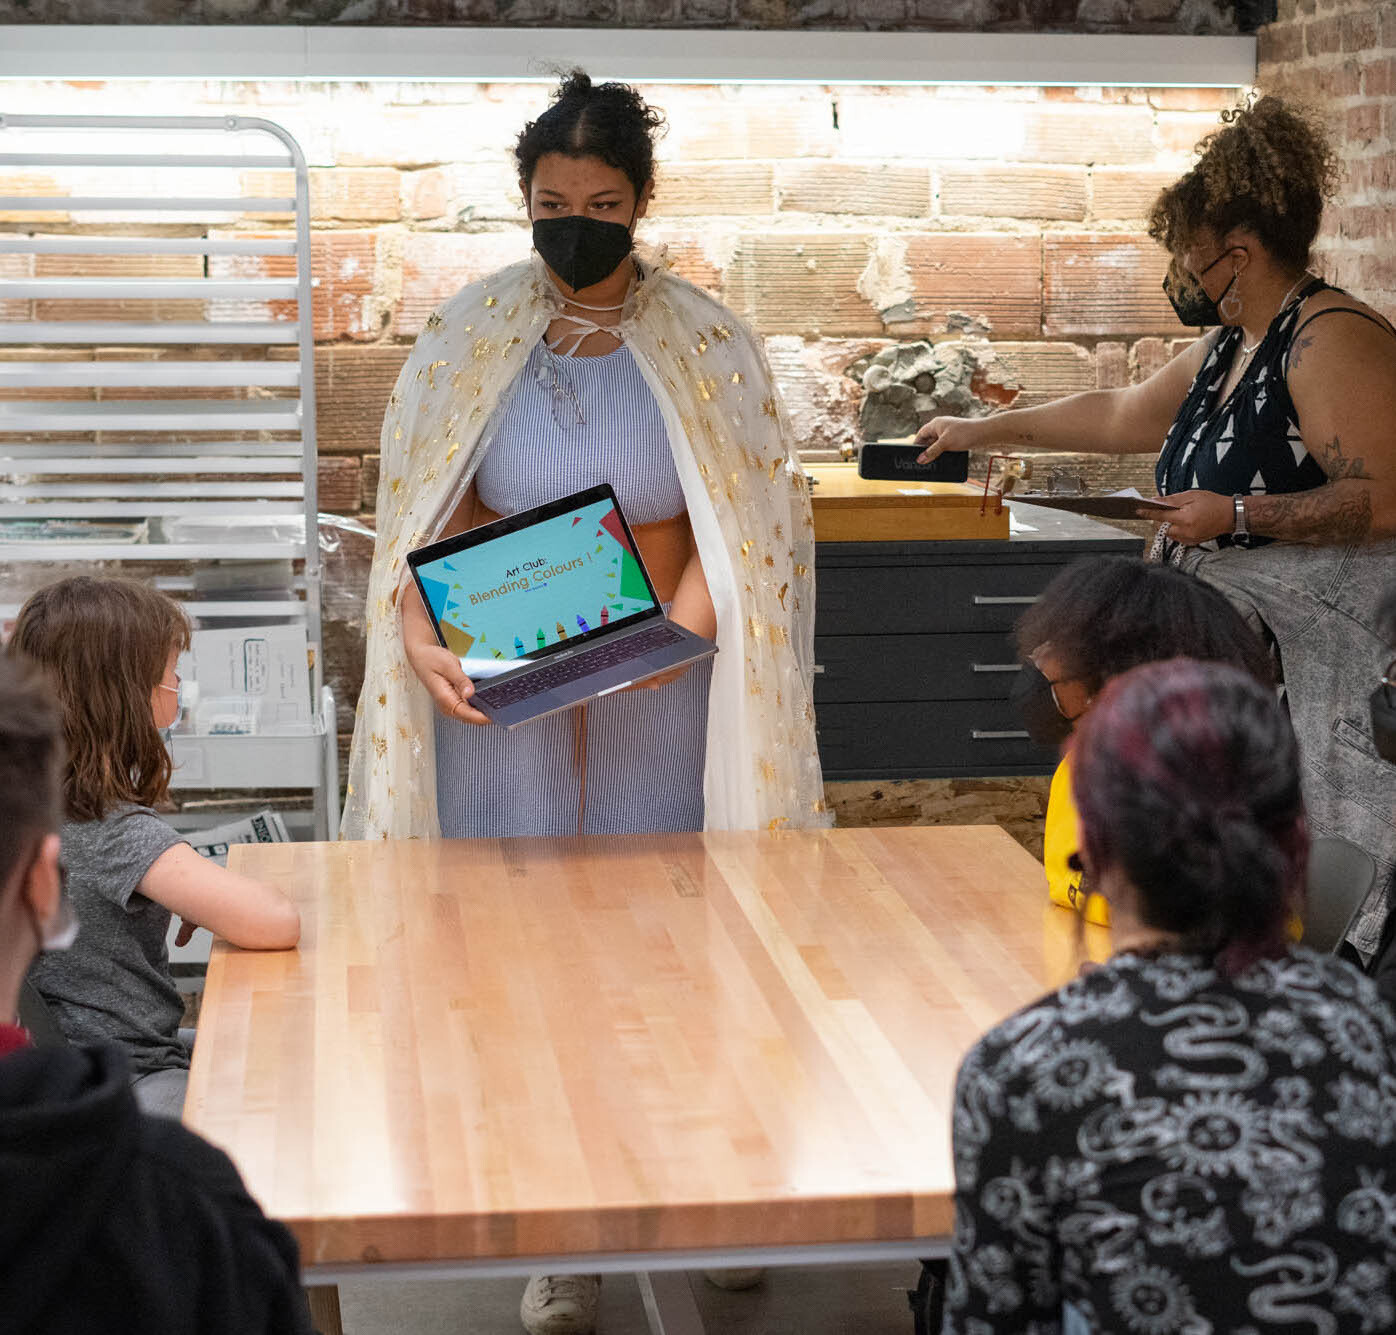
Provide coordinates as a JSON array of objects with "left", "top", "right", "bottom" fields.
[
  {"left": 306, "top": 1283, "right": 345, "bottom": 1335},
  {"left": 637, "top": 1271, "right": 705, "bottom": 1335}
]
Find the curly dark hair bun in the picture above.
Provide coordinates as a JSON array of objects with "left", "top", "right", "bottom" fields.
[
  {"left": 1148, "top": 93, "right": 1339, "bottom": 273},
  {"left": 515, "top": 68, "right": 666, "bottom": 197}
]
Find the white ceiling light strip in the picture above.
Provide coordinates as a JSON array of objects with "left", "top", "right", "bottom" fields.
[{"left": 0, "top": 25, "right": 1255, "bottom": 88}]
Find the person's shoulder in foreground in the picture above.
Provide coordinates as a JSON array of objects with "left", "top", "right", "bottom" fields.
[{"left": 0, "top": 1038, "right": 313, "bottom": 1335}]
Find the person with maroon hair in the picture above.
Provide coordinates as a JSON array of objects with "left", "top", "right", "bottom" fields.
[{"left": 944, "top": 659, "right": 1396, "bottom": 1334}]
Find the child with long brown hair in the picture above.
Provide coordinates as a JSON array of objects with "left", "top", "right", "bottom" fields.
[{"left": 10, "top": 576, "right": 299, "bottom": 1118}]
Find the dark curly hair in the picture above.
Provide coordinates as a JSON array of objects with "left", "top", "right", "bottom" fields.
[
  {"left": 1015, "top": 556, "right": 1275, "bottom": 697},
  {"left": 514, "top": 69, "right": 666, "bottom": 198},
  {"left": 1148, "top": 94, "right": 1340, "bottom": 273},
  {"left": 1073, "top": 659, "right": 1307, "bottom": 974}
]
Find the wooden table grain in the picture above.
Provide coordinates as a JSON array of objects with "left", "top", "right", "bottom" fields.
[{"left": 188, "top": 827, "right": 1098, "bottom": 1282}]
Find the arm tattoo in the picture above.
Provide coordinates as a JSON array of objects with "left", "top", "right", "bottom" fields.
[
  {"left": 1288, "top": 331, "right": 1316, "bottom": 371},
  {"left": 1248, "top": 483, "right": 1374, "bottom": 545},
  {"left": 1316, "top": 433, "right": 1373, "bottom": 481}
]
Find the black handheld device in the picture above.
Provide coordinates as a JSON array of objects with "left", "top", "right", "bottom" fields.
[{"left": 857, "top": 442, "right": 970, "bottom": 484}]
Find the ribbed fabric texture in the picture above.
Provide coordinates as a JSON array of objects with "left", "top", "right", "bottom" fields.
[{"left": 435, "top": 338, "right": 710, "bottom": 838}]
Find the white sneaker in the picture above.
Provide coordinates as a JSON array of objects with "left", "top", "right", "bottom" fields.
[
  {"left": 519, "top": 1274, "right": 600, "bottom": 1335},
  {"left": 702, "top": 1267, "right": 765, "bottom": 1290}
]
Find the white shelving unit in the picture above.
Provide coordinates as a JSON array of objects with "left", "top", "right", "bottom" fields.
[{"left": 0, "top": 112, "right": 339, "bottom": 842}]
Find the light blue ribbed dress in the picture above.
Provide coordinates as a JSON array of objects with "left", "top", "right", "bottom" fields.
[{"left": 433, "top": 339, "right": 712, "bottom": 838}]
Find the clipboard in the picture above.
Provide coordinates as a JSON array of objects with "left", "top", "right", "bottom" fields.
[{"left": 1010, "top": 493, "right": 1178, "bottom": 520}]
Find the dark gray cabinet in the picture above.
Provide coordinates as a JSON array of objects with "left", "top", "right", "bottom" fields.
[{"left": 813, "top": 502, "right": 1140, "bottom": 779}]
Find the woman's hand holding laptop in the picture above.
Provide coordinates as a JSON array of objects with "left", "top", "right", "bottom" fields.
[{"left": 402, "top": 581, "right": 491, "bottom": 725}]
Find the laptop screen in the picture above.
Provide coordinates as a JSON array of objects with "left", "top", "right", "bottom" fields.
[{"left": 409, "top": 488, "right": 661, "bottom": 679}]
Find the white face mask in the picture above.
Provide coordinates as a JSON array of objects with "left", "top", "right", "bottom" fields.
[
  {"left": 26, "top": 859, "right": 79, "bottom": 954},
  {"left": 37, "top": 892, "right": 79, "bottom": 953}
]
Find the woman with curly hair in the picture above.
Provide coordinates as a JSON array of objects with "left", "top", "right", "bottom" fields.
[
  {"left": 916, "top": 95, "right": 1396, "bottom": 965},
  {"left": 917, "top": 94, "right": 1396, "bottom": 547}
]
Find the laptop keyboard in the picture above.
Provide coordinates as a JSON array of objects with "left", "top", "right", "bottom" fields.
[{"left": 474, "top": 623, "right": 685, "bottom": 710}]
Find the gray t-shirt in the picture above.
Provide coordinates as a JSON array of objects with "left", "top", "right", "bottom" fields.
[{"left": 29, "top": 805, "right": 188, "bottom": 1075}]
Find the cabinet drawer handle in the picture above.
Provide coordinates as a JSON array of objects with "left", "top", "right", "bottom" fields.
[
  {"left": 971, "top": 729, "right": 1031, "bottom": 741},
  {"left": 971, "top": 663, "right": 1021, "bottom": 674},
  {"left": 972, "top": 595, "right": 1040, "bottom": 606}
]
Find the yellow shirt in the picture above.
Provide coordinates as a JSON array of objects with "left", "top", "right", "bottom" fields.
[{"left": 1044, "top": 754, "right": 1110, "bottom": 927}]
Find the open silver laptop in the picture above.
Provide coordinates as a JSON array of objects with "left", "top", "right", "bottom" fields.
[{"left": 407, "top": 483, "right": 717, "bottom": 729}]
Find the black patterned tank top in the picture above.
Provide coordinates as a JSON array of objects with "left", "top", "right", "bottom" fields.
[{"left": 1155, "top": 278, "right": 1337, "bottom": 549}]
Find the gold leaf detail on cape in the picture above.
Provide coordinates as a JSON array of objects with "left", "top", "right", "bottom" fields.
[
  {"left": 740, "top": 539, "right": 754, "bottom": 561},
  {"left": 794, "top": 563, "right": 808, "bottom": 577},
  {"left": 764, "top": 553, "right": 774, "bottom": 567},
  {"left": 747, "top": 617, "right": 764, "bottom": 640},
  {"left": 711, "top": 324, "right": 734, "bottom": 342},
  {"left": 732, "top": 371, "right": 744, "bottom": 385},
  {"left": 778, "top": 582, "right": 789, "bottom": 608},
  {"left": 472, "top": 337, "right": 493, "bottom": 361},
  {"left": 773, "top": 522, "right": 783, "bottom": 540},
  {"left": 485, "top": 296, "right": 498, "bottom": 308},
  {"left": 423, "top": 466, "right": 438, "bottom": 484},
  {"left": 388, "top": 390, "right": 400, "bottom": 408},
  {"left": 371, "top": 733, "right": 388, "bottom": 759},
  {"left": 761, "top": 396, "right": 778, "bottom": 418},
  {"left": 425, "top": 310, "right": 444, "bottom": 332},
  {"left": 426, "top": 360, "right": 449, "bottom": 390},
  {"left": 768, "top": 459, "right": 781, "bottom": 481},
  {"left": 390, "top": 477, "right": 403, "bottom": 495},
  {"left": 445, "top": 441, "right": 460, "bottom": 462},
  {"left": 694, "top": 334, "right": 709, "bottom": 354},
  {"left": 506, "top": 305, "right": 518, "bottom": 319},
  {"left": 345, "top": 781, "right": 355, "bottom": 797},
  {"left": 394, "top": 425, "right": 403, "bottom": 441},
  {"left": 377, "top": 693, "right": 387, "bottom": 707}
]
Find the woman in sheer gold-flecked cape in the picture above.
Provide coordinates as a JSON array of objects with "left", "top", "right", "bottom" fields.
[{"left": 342, "top": 251, "right": 829, "bottom": 840}]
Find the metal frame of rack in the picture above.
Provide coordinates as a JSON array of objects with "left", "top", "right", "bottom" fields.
[{"left": 0, "top": 112, "right": 339, "bottom": 840}]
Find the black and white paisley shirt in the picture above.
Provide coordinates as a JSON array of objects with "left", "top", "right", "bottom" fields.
[{"left": 945, "top": 948, "right": 1396, "bottom": 1335}]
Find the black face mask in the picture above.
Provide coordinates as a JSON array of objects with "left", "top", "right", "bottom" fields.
[
  {"left": 1163, "top": 251, "right": 1235, "bottom": 328},
  {"left": 1370, "top": 682, "right": 1396, "bottom": 763},
  {"left": 532, "top": 214, "right": 634, "bottom": 293},
  {"left": 1010, "top": 661, "right": 1076, "bottom": 748}
]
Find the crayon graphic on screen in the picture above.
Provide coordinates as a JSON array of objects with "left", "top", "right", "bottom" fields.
[
  {"left": 600, "top": 606, "right": 610, "bottom": 625},
  {"left": 514, "top": 635, "right": 525, "bottom": 657},
  {"left": 537, "top": 628, "right": 547, "bottom": 649},
  {"left": 576, "top": 614, "right": 590, "bottom": 634},
  {"left": 556, "top": 620, "right": 568, "bottom": 640}
]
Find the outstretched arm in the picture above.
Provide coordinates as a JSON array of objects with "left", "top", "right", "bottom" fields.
[{"left": 916, "top": 336, "right": 1209, "bottom": 462}]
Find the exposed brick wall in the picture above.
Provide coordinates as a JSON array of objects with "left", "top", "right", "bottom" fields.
[
  {"left": 0, "top": 76, "right": 1238, "bottom": 744},
  {"left": 1258, "top": 0, "right": 1396, "bottom": 323},
  {"left": 0, "top": 0, "right": 1244, "bottom": 32}
]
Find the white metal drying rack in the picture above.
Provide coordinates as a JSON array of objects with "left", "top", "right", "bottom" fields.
[{"left": 0, "top": 112, "right": 339, "bottom": 840}]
